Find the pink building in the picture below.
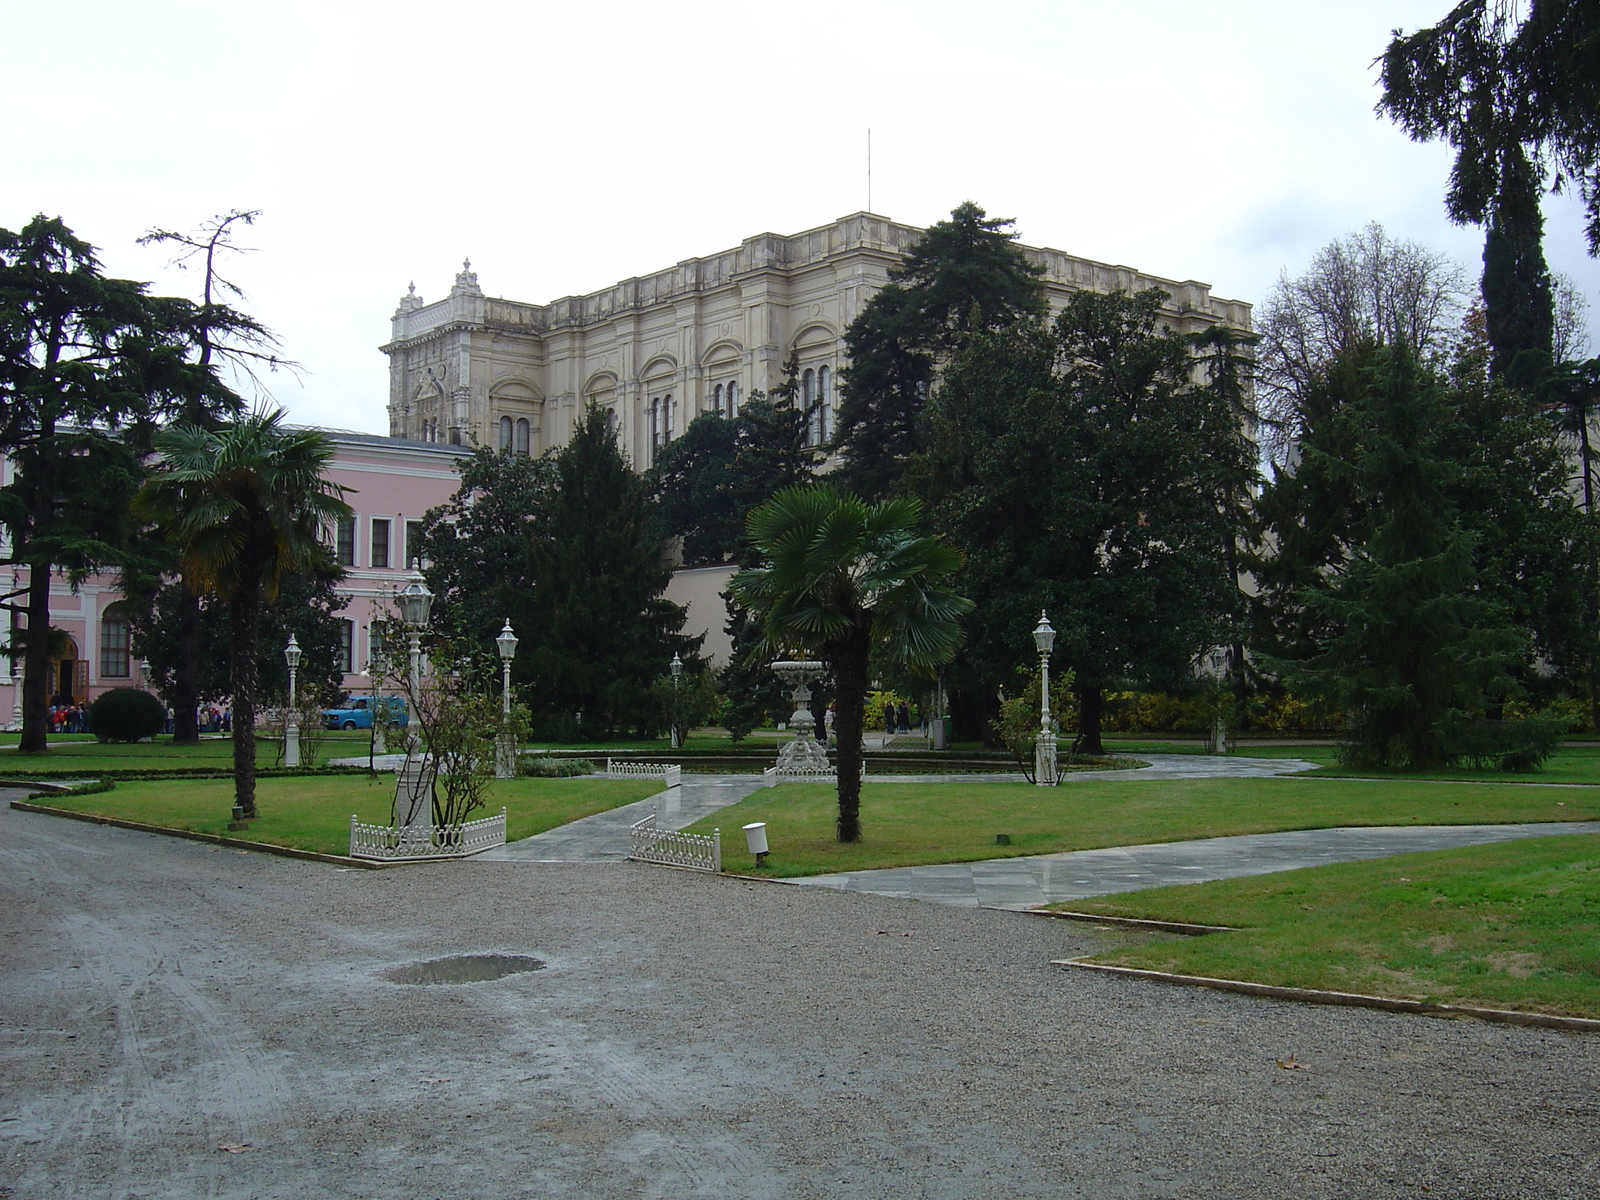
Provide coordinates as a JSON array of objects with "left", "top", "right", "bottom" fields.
[
  {"left": 1, "top": 431, "right": 468, "bottom": 727},
  {"left": 0, "top": 426, "right": 737, "bottom": 731}
]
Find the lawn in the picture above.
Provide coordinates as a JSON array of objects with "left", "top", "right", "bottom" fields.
[
  {"left": 1057, "top": 834, "right": 1600, "bottom": 1020},
  {"left": 34, "top": 774, "right": 663, "bottom": 856},
  {"left": 684, "top": 775, "right": 1600, "bottom": 877},
  {"left": 0, "top": 731, "right": 375, "bottom": 773},
  {"left": 1108, "top": 740, "right": 1600, "bottom": 785}
]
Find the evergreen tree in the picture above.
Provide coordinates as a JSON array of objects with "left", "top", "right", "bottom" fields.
[
  {"left": 510, "top": 405, "right": 700, "bottom": 739},
  {"left": 907, "top": 290, "right": 1257, "bottom": 754},
  {"left": 1285, "top": 345, "right": 1522, "bottom": 769},
  {"left": 0, "top": 216, "right": 221, "bottom": 753},
  {"left": 418, "top": 445, "right": 554, "bottom": 645},
  {"left": 834, "top": 202, "right": 1046, "bottom": 498},
  {"left": 1379, "top": 1, "right": 1600, "bottom": 377},
  {"left": 1256, "top": 325, "right": 1592, "bottom": 724},
  {"left": 1481, "top": 146, "right": 1556, "bottom": 381},
  {"left": 645, "top": 390, "right": 812, "bottom": 567}
]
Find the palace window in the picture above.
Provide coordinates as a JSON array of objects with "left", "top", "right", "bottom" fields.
[
  {"left": 713, "top": 383, "right": 724, "bottom": 416},
  {"left": 99, "top": 603, "right": 130, "bottom": 678},
  {"left": 726, "top": 380, "right": 739, "bottom": 416},
  {"left": 498, "top": 416, "right": 513, "bottom": 453},
  {"left": 371, "top": 518, "right": 391, "bottom": 569},
  {"left": 815, "top": 365, "right": 832, "bottom": 445},
  {"left": 335, "top": 516, "right": 357, "bottom": 567},
  {"left": 514, "top": 418, "right": 530, "bottom": 456},
  {"left": 404, "top": 520, "right": 425, "bottom": 570},
  {"left": 338, "top": 620, "right": 354, "bottom": 674}
]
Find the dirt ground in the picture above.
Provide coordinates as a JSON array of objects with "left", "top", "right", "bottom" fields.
[{"left": 2, "top": 791, "right": 1597, "bottom": 1199}]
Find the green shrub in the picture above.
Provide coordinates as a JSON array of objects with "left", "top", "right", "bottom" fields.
[
  {"left": 517, "top": 756, "right": 596, "bottom": 778},
  {"left": 88, "top": 688, "right": 166, "bottom": 743},
  {"left": 1439, "top": 717, "right": 1566, "bottom": 772}
]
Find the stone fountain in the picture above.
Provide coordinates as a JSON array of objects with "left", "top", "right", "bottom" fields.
[{"left": 770, "top": 660, "right": 833, "bottom": 777}]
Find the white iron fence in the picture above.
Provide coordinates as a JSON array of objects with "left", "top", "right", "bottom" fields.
[
  {"left": 606, "top": 759, "right": 682, "bottom": 788},
  {"left": 764, "top": 761, "right": 866, "bottom": 786},
  {"left": 349, "top": 806, "right": 507, "bottom": 862},
  {"left": 627, "top": 810, "right": 720, "bottom": 873}
]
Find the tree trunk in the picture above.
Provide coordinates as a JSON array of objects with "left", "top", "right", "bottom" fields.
[
  {"left": 17, "top": 419, "right": 60, "bottom": 755},
  {"left": 171, "top": 586, "right": 201, "bottom": 744},
  {"left": 230, "top": 588, "right": 262, "bottom": 819},
  {"left": 18, "top": 567, "right": 53, "bottom": 754},
  {"left": 1074, "top": 682, "right": 1105, "bottom": 756},
  {"left": 828, "top": 624, "right": 872, "bottom": 843},
  {"left": 1580, "top": 413, "right": 1599, "bottom": 734}
]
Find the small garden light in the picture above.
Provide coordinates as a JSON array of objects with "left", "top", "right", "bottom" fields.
[{"left": 744, "top": 821, "right": 770, "bottom": 867}]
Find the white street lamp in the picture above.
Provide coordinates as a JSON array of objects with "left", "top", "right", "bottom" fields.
[
  {"left": 1032, "top": 611, "right": 1058, "bottom": 786},
  {"left": 283, "top": 634, "right": 302, "bottom": 767},
  {"left": 669, "top": 651, "right": 684, "bottom": 749},
  {"left": 494, "top": 618, "right": 518, "bottom": 778},
  {"left": 396, "top": 565, "right": 433, "bottom": 698},
  {"left": 1202, "top": 646, "right": 1231, "bottom": 756}
]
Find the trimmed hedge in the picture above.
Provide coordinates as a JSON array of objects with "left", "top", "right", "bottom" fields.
[{"left": 88, "top": 688, "right": 166, "bottom": 743}]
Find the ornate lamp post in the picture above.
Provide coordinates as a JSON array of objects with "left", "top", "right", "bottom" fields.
[
  {"left": 1032, "top": 611, "right": 1058, "bottom": 786},
  {"left": 495, "top": 618, "right": 518, "bottom": 778},
  {"left": 1202, "top": 647, "right": 1231, "bottom": 756},
  {"left": 669, "top": 651, "right": 684, "bottom": 749},
  {"left": 283, "top": 634, "right": 302, "bottom": 768},
  {"left": 395, "top": 566, "right": 433, "bottom": 699}
]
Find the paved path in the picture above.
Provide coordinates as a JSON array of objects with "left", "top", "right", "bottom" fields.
[
  {"left": 476, "top": 775, "right": 769, "bottom": 862},
  {"left": 5, "top": 787, "right": 1600, "bottom": 1199},
  {"left": 471, "top": 754, "right": 1318, "bottom": 865},
  {"left": 789, "top": 820, "right": 1600, "bottom": 910}
]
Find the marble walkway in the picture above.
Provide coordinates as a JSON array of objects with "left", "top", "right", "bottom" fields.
[
  {"left": 789, "top": 820, "right": 1600, "bottom": 910},
  {"left": 461, "top": 755, "right": 1600, "bottom": 910}
]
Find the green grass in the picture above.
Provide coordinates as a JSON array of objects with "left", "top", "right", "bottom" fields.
[
  {"left": 0, "top": 731, "right": 377, "bottom": 773},
  {"left": 1103, "top": 740, "right": 1600, "bottom": 786},
  {"left": 35, "top": 774, "right": 663, "bottom": 855},
  {"left": 685, "top": 775, "right": 1600, "bottom": 877},
  {"left": 1057, "top": 834, "right": 1600, "bottom": 1019}
]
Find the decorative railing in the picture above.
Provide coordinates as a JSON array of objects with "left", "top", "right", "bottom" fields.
[
  {"left": 763, "top": 761, "right": 866, "bottom": 786},
  {"left": 348, "top": 807, "right": 507, "bottom": 861},
  {"left": 606, "top": 760, "right": 682, "bottom": 788},
  {"left": 627, "top": 810, "right": 720, "bottom": 873}
]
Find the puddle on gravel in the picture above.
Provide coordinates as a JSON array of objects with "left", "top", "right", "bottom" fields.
[{"left": 380, "top": 954, "right": 545, "bottom": 985}]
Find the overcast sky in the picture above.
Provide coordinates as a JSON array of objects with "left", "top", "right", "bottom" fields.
[{"left": 7, "top": 0, "right": 1597, "bottom": 434}]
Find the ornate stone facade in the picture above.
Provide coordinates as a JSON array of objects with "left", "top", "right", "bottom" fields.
[{"left": 381, "top": 212, "right": 1252, "bottom": 466}]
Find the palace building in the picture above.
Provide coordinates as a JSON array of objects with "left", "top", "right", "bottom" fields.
[{"left": 381, "top": 211, "right": 1252, "bottom": 466}]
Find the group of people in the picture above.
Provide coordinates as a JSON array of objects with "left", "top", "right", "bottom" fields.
[
  {"left": 48, "top": 703, "right": 89, "bottom": 734},
  {"left": 882, "top": 700, "right": 914, "bottom": 735}
]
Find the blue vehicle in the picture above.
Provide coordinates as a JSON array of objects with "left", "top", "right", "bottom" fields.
[{"left": 323, "top": 695, "right": 408, "bottom": 730}]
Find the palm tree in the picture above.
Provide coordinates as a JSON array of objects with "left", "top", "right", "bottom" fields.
[
  {"left": 731, "top": 485, "right": 971, "bottom": 842},
  {"left": 137, "top": 412, "right": 351, "bottom": 818}
]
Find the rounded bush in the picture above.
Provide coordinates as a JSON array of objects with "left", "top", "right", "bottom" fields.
[{"left": 89, "top": 688, "right": 166, "bottom": 743}]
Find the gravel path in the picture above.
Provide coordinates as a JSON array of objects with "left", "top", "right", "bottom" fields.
[{"left": 4, "top": 789, "right": 1598, "bottom": 1198}]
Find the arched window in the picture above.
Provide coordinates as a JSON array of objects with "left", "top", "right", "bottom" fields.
[
  {"left": 727, "top": 380, "right": 739, "bottom": 416},
  {"left": 818, "top": 365, "right": 832, "bottom": 443},
  {"left": 514, "top": 418, "right": 530, "bottom": 456},
  {"left": 648, "top": 397, "right": 660, "bottom": 463},
  {"left": 606, "top": 407, "right": 618, "bottom": 434},
  {"left": 498, "top": 416, "right": 513, "bottom": 453},
  {"left": 100, "top": 602, "right": 130, "bottom": 679},
  {"left": 801, "top": 369, "right": 817, "bottom": 445},
  {"left": 714, "top": 383, "right": 724, "bottom": 416},
  {"left": 664, "top": 394, "right": 674, "bottom": 442}
]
